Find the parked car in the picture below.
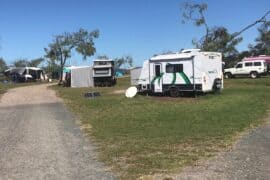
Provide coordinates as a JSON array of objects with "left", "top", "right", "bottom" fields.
[{"left": 224, "top": 60, "right": 267, "bottom": 79}]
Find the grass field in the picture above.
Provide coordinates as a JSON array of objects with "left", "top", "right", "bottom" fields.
[{"left": 53, "top": 77, "right": 270, "bottom": 179}]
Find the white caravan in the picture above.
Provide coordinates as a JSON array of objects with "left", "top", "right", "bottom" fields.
[{"left": 135, "top": 49, "right": 223, "bottom": 97}]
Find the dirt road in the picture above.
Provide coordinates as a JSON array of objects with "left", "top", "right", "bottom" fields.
[{"left": 0, "top": 84, "right": 114, "bottom": 180}]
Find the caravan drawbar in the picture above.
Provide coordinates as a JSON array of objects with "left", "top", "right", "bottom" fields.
[{"left": 135, "top": 49, "right": 223, "bottom": 97}]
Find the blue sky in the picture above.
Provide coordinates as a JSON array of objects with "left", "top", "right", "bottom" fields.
[{"left": 0, "top": 0, "right": 269, "bottom": 66}]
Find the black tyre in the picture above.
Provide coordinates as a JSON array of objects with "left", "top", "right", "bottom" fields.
[
  {"left": 213, "top": 78, "right": 222, "bottom": 94},
  {"left": 224, "top": 72, "right": 232, "bottom": 79},
  {"left": 169, "top": 88, "right": 179, "bottom": 97},
  {"left": 250, "top": 71, "right": 258, "bottom": 79}
]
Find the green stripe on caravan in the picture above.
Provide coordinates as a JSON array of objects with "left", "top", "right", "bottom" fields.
[
  {"left": 151, "top": 73, "right": 164, "bottom": 85},
  {"left": 178, "top": 72, "right": 191, "bottom": 84},
  {"left": 171, "top": 73, "right": 176, "bottom": 85}
]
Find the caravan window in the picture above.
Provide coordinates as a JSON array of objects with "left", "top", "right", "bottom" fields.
[{"left": 166, "top": 64, "right": 183, "bottom": 73}]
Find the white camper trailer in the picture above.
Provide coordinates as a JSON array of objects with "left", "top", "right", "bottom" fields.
[
  {"left": 135, "top": 49, "right": 223, "bottom": 97},
  {"left": 92, "top": 59, "right": 116, "bottom": 86}
]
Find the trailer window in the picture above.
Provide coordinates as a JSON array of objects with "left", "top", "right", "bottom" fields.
[
  {"left": 254, "top": 62, "right": 262, "bottom": 66},
  {"left": 245, "top": 62, "right": 252, "bottom": 67},
  {"left": 94, "top": 68, "right": 109, "bottom": 74},
  {"left": 166, "top": 64, "right": 183, "bottom": 73}
]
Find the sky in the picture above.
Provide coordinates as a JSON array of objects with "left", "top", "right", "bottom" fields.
[{"left": 0, "top": 0, "right": 269, "bottom": 66}]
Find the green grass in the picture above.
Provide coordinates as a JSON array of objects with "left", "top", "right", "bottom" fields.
[{"left": 53, "top": 76, "right": 270, "bottom": 179}]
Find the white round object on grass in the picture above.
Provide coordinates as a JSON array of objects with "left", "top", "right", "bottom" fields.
[{"left": 125, "top": 86, "right": 138, "bottom": 98}]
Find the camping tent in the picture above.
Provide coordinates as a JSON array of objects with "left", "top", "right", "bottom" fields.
[{"left": 63, "top": 66, "right": 93, "bottom": 88}]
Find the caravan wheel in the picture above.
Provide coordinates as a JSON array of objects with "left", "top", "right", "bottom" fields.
[{"left": 169, "top": 88, "right": 179, "bottom": 97}]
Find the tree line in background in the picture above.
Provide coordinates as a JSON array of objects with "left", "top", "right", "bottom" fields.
[{"left": 0, "top": 2, "right": 269, "bottom": 76}]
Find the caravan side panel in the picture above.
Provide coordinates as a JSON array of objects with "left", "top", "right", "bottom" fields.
[
  {"left": 199, "top": 53, "right": 223, "bottom": 92},
  {"left": 137, "top": 60, "right": 150, "bottom": 90},
  {"left": 130, "top": 67, "right": 142, "bottom": 86}
]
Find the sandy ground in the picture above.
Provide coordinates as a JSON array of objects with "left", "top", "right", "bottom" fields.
[{"left": 0, "top": 84, "right": 115, "bottom": 180}]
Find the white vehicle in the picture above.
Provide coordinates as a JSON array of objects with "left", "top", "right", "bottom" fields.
[
  {"left": 132, "top": 49, "right": 223, "bottom": 97},
  {"left": 224, "top": 60, "right": 267, "bottom": 79},
  {"left": 4, "top": 67, "right": 47, "bottom": 82}
]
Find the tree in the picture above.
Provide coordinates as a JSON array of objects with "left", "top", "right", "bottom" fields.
[
  {"left": 114, "top": 55, "right": 133, "bottom": 69},
  {"left": 249, "top": 21, "right": 270, "bottom": 55},
  {"left": 13, "top": 59, "right": 29, "bottom": 67},
  {"left": 196, "top": 27, "right": 243, "bottom": 57},
  {"left": 182, "top": 2, "right": 210, "bottom": 47},
  {"left": 0, "top": 57, "right": 6, "bottom": 73},
  {"left": 13, "top": 58, "right": 44, "bottom": 67},
  {"left": 181, "top": 2, "right": 270, "bottom": 56},
  {"left": 28, "top": 58, "right": 44, "bottom": 67},
  {"left": 44, "top": 28, "right": 99, "bottom": 83}
]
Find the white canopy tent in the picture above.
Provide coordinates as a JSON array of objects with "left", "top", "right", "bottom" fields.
[{"left": 63, "top": 66, "right": 94, "bottom": 88}]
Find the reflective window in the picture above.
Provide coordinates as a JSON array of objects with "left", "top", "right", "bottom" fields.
[{"left": 166, "top": 64, "right": 183, "bottom": 73}]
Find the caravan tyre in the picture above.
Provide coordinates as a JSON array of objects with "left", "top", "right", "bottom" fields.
[{"left": 169, "top": 88, "right": 179, "bottom": 97}]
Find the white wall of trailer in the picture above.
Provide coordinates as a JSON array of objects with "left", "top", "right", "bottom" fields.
[
  {"left": 130, "top": 67, "right": 142, "bottom": 86},
  {"left": 137, "top": 60, "right": 150, "bottom": 85}
]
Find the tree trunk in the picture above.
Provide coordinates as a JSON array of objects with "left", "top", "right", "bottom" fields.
[{"left": 57, "top": 64, "right": 64, "bottom": 85}]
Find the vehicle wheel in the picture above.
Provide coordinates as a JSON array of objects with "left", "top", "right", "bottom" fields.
[
  {"left": 169, "top": 88, "right": 179, "bottom": 97},
  {"left": 250, "top": 72, "right": 258, "bottom": 79},
  {"left": 213, "top": 79, "right": 222, "bottom": 94},
  {"left": 224, "top": 72, "right": 232, "bottom": 79}
]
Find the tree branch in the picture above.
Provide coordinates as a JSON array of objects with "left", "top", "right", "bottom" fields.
[{"left": 232, "top": 10, "right": 270, "bottom": 39}]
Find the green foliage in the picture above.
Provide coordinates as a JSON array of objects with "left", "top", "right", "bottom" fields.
[
  {"left": 13, "top": 59, "right": 29, "bottom": 67},
  {"left": 181, "top": 2, "right": 269, "bottom": 58},
  {"left": 195, "top": 27, "right": 243, "bottom": 56},
  {"left": 249, "top": 22, "right": 270, "bottom": 55},
  {"left": 181, "top": 2, "right": 208, "bottom": 28},
  {"left": 44, "top": 28, "right": 99, "bottom": 81},
  {"left": 28, "top": 58, "right": 44, "bottom": 67},
  {"left": 224, "top": 51, "right": 252, "bottom": 68},
  {"left": 114, "top": 55, "right": 133, "bottom": 69},
  {"left": 0, "top": 57, "right": 7, "bottom": 73},
  {"left": 13, "top": 58, "right": 44, "bottom": 67},
  {"left": 54, "top": 77, "right": 270, "bottom": 178}
]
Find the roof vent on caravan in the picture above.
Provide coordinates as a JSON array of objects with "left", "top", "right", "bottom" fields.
[{"left": 181, "top": 49, "right": 201, "bottom": 54}]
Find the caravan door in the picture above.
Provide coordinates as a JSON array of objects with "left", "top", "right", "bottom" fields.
[{"left": 153, "top": 64, "right": 163, "bottom": 93}]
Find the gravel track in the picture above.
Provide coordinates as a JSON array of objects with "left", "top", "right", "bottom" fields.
[{"left": 0, "top": 84, "right": 115, "bottom": 180}]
